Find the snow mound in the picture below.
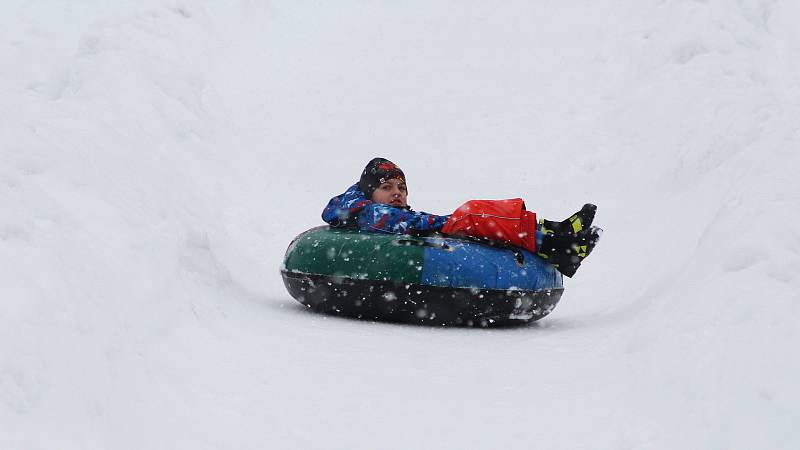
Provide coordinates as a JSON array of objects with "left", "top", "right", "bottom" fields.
[{"left": 2, "top": 1, "right": 798, "bottom": 449}]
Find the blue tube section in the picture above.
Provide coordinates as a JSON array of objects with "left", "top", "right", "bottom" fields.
[{"left": 420, "top": 237, "right": 563, "bottom": 290}]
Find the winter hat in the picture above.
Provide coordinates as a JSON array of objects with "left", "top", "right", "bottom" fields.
[{"left": 358, "top": 157, "right": 406, "bottom": 199}]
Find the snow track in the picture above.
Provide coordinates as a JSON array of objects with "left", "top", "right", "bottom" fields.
[{"left": 2, "top": 1, "right": 798, "bottom": 448}]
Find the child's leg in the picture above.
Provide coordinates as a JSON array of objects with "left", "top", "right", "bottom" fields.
[
  {"left": 441, "top": 199, "right": 538, "bottom": 252},
  {"left": 443, "top": 200, "right": 601, "bottom": 277}
]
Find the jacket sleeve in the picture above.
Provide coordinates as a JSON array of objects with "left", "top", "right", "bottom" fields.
[
  {"left": 357, "top": 203, "right": 450, "bottom": 234},
  {"left": 322, "top": 184, "right": 372, "bottom": 227}
]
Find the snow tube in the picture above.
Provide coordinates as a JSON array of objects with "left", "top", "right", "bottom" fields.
[{"left": 280, "top": 226, "right": 564, "bottom": 326}]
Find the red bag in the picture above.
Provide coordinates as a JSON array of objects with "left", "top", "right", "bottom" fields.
[{"left": 441, "top": 199, "right": 537, "bottom": 253}]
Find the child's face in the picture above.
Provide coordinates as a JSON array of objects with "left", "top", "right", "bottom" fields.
[{"left": 371, "top": 178, "right": 408, "bottom": 207}]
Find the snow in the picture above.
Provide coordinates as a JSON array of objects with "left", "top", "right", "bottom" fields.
[{"left": 2, "top": 0, "right": 799, "bottom": 448}]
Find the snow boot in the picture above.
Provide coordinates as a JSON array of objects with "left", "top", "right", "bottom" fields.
[
  {"left": 538, "top": 225, "right": 602, "bottom": 278},
  {"left": 540, "top": 203, "right": 597, "bottom": 237}
]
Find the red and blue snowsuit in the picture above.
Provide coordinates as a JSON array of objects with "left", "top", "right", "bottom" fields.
[
  {"left": 322, "top": 184, "right": 539, "bottom": 252},
  {"left": 322, "top": 184, "right": 449, "bottom": 234}
]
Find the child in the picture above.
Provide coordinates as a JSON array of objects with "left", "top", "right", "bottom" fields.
[{"left": 322, "top": 158, "right": 601, "bottom": 277}]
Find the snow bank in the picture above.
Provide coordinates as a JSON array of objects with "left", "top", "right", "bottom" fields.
[{"left": 2, "top": 1, "right": 798, "bottom": 448}]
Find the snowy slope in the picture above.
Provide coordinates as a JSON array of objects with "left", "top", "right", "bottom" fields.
[{"left": 2, "top": 1, "right": 799, "bottom": 449}]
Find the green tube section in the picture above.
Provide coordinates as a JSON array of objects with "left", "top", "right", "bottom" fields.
[{"left": 282, "top": 227, "right": 425, "bottom": 284}]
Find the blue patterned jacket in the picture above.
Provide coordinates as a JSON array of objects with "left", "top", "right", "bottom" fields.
[{"left": 322, "top": 184, "right": 450, "bottom": 234}]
